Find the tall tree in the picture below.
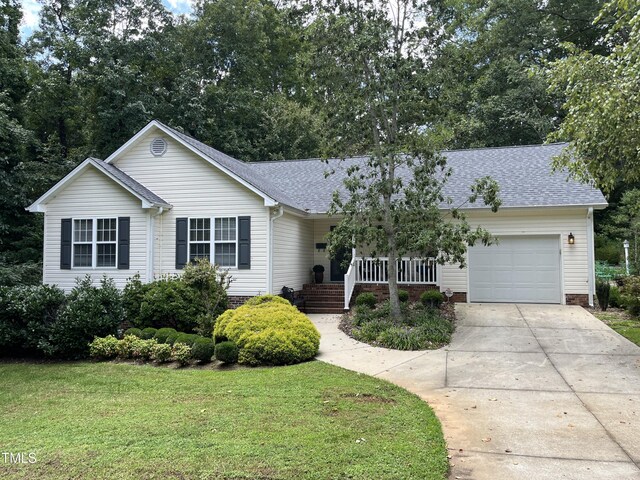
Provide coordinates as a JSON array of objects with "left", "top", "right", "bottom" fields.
[
  {"left": 429, "top": 0, "right": 607, "bottom": 148},
  {"left": 307, "top": 0, "right": 501, "bottom": 319},
  {"left": 545, "top": 0, "right": 640, "bottom": 195}
]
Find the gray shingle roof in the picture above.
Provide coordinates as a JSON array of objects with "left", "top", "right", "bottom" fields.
[
  {"left": 157, "top": 122, "right": 302, "bottom": 209},
  {"left": 90, "top": 158, "right": 171, "bottom": 207},
  {"left": 249, "top": 143, "right": 607, "bottom": 213}
]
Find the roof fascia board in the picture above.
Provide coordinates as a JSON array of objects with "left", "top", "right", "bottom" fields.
[{"left": 106, "top": 121, "right": 278, "bottom": 207}]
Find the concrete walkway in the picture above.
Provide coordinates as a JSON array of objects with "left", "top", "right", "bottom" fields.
[{"left": 309, "top": 303, "right": 640, "bottom": 480}]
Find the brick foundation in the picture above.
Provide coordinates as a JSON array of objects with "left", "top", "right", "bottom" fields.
[
  {"left": 565, "top": 294, "right": 589, "bottom": 307},
  {"left": 227, "top": 295, "right": 254, "bottom": 308},
  {"left": 353, "top": 284, "right": 466, "bottom": 303}
]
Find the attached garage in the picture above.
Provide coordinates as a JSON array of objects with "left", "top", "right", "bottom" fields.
[{"left": 468, "top": 236, "right": 562, "bottom": 304}]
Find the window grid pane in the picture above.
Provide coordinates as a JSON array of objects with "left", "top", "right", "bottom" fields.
[
  {"left": 215, "top": 218, "right": 236, "bottom": 242},
  {"left": 97, "top": 244, "right": 116, "bottom": 267},
  {"left": 189, "top": 218, "right": 211, "bottom": 261},
  {"left": 97, "top": 218, "right": 116, "bottom": 242},
  {"left": 190, "top": 243, "right": 210, "bottom": 260},
  {"left": 73, "top": 244, "right": 92, "bottom": 267},
  {"left": 214, "top": 243, "right": 236, "bottom": 267},
  {"left": 74, "top": 219, "right": 93, "bottom": 243}
]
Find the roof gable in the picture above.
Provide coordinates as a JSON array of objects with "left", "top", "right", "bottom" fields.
[{"left": 27, "top": 158, "right": 171, "bottom": 212}]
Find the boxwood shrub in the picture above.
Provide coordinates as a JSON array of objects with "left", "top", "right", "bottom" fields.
[
  {"left": 165, "top": 332, "right": 180, "bottom": 345},
  {"left": 420, "top": 290, "right": 444, "bottom": 308},
  {"left": 215, "top": 341, "right": 239, "bottom": 364},
  {"left": 213, "top": 295, "right": 320, "bottom": 366},
  {"left": 175, "top": 333, "right": 200, "bottom": 347},
  {"left": 191, "top": 337, "right": 215, "bottom": 363},
  {"left": 355, "top": 292, "right": 377, "bottom": 308},
  {"left": 140, "top": 327, "right": 157, "bottom": 340},
  {"left": 153, "top": 327, "right": 177, "bottom": 343},
  {"left": 124, "top": 327, "right": 143, "bottom": 338}
]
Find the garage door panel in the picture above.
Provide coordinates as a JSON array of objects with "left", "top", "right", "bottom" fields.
[{"left": 469, "top": 236, "right": 561, "bottom": 304}]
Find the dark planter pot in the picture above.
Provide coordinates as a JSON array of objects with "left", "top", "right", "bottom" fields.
[{"left": 314, "top": 272, "right": 324, "bottom": 284}]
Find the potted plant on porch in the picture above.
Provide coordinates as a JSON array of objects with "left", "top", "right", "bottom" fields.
[{"left": 312, "top": 265, "right": 325, "bottom": 284}]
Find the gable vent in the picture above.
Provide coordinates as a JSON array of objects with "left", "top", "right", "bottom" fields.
[{"left": 150, "top": 137, "right": 167, "bottom": 156}]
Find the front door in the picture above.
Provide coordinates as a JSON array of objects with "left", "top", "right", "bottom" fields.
[{"left": 330, "top": 226, "right": 351, "bottom": 281}]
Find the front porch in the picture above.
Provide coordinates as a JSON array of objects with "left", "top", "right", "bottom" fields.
[{"left": 303, "top": 255, "right": 439, "bottom": 313}]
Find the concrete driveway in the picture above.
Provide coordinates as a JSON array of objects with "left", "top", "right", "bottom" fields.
[{"left": 309, "top": 303, "right": 640, "bottom": 480}]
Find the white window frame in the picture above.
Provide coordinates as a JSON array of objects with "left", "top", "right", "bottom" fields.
[
  {"left": 72, "top": 217, "right": 118, "bottom": 269},
  {"left": 187, "top": 216, "right": 238, "bottom": 268}
]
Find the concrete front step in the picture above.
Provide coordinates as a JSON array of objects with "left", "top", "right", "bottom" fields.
[{"left": 305, "top": 307, "right": 346, "bottom": 314}]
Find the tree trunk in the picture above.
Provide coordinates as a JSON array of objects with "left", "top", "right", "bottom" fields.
[{"left": 387, "top": 241, "right": 402, "bottom": 321}]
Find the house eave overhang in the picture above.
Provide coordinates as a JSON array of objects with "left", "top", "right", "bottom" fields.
[
  {"left": 104, "top": 120, "right": 279, "bottom": 208},
  {"left": 26, "top": 158, "right": 172, "bottom": 213}
]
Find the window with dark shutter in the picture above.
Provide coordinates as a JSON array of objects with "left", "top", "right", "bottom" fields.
[
  {"left": 238, "top": 216, "right": 251, "bottom": 269},
  {"left": 117, "top": 217, "right": 130, "bottom": 269},
  {"left": 176, "top": 217, "right": 188, "bottom": 269},
  {"left": 60, "top": 218, "right": 72, "bottom": 269}
]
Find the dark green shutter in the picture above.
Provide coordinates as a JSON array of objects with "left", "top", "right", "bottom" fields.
[
  {"left": 117, "top": 217, "right": 130, "bottom": 270},
  {"left": 238, "top": 216, "right": 251, "bottom": 270},
  {"left": 60, "top": 218, "right": 72, "bottom": 270},
  {"left": 176, "top": 217, "right": 188, "bottom": 269}
]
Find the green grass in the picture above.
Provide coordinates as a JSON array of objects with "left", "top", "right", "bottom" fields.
[
  {"left": 0, "top": 361, "right": 448, "bottom": 480},
  {"left": 594, "top": 311, "right": 640, "bottom": 346}
]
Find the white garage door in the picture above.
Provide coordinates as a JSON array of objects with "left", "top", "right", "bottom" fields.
[{"left": 468, "top": 236, "right": 561, "bottom": 304}]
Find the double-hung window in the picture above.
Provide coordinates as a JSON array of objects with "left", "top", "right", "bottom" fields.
[
  {"left": 189, "top": 217, "right": 237, "bottom": 267},
  {"left": 72, "top": 218, "right": 117, "bottom": 268}
]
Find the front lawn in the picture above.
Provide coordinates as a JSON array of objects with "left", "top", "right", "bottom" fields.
[
  {"left": 0, "top": 361, "right": 448, "bottom": 480},
  {"left": 594, "top": 309, "right": 640, "bottom": 346}
]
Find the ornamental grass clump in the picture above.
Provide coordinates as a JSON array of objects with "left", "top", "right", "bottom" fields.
[{"left": 213, "top": 295, "right": 320, "bottom": 366}]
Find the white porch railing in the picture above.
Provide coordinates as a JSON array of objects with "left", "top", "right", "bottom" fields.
[
  {"left": 343, "top": 248, "right": 357, "bottom": 310},
  {"left": 344, "top": 256, "right": 438, "bottom": 309},
  {"left": 355, "top": 257, "right": 438, "bottom": 284}
]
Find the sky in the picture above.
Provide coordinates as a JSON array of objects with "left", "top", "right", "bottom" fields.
[{"left": 19, "top": 0, "right": 195, "bottom": 40}]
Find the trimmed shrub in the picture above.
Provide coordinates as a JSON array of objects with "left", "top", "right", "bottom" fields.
[
  {"left": 0, "top": 284, "right": 66, "bottom": 356},
  {"left": 245, "top": 294, "right": 290, "bottom": 307},
  {"left": 124, "top": 327, "right": 143, "bottom": 338},
  {"left": 41, "top": 276, "right": 123, "bottom": 359},
  {"left": 191, "top": 337, "right": 215, "bottom": 363},
  {"left": 420, "top": 290, "right": 444, "bottom": 308},
  {"left": 89, "top": 335, "right": 119, "bottom": 360},
  {"left": 355, "top": 292, "right": 377, "bottom": 308},
  {"left": 140, "top": 327, "right": 157, "bottom": 340},
  {"left": 215, "top": 341, "right": 239, "bottom": 364},
  {"left": 175, "top": 333, "right": 199, "bottom": 347},
  {"left": 138, "top": 276, "right": 201, "bottom": 332},
  {"left": 151, "top": 343, "right": 172, "bottom": 362},
  {"left": 398, "top": 289, "right": 409, "bottom": 303},
  {"left": 171, "top": 343, "right": 192, "bottom": 366},
  {"left": 153, "top": 327, "right": 177, "bottom": 344},
  {"left": 165, "top": 332, "right": 181, "bottom": 345},
  {"left": 116, "top": 334, "right": 145, "bottom": 359},
  {"left": 621, "top": 276, "right": 640, "bottom": 316},
  {"left": 596, "top": 280, "right": 611, "bottom": 311},
  {"left": 134, "top": 338, "right": 157, "bottom": 360},
  {"left": 213, "top": 302, "right": 320, "bottom": 366}
]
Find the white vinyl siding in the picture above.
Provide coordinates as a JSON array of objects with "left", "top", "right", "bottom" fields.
[
  {"left": 440, "top": 208, "right": 591, "bottom": 299},
  {"left": 113, "top": 132, "right": 269, "bottom": 296},
  {"left": 43, "top": 166, "right": 148, "bottom": 291},
  {"left": 272, "top": 212, "right": 314, "bottom": 292}
]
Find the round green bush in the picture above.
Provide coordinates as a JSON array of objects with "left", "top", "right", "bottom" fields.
[
  {"left": 355, "top": 292, "right": 377, "bottom": 308},
  {"left": 191, "top": 337, "right": 215, "bottom": 363},
  {"left": 213, "top": 303, "right": 320, "bottom": 366},
  {"left": 215, "top": 341, "right": 239, "bottom": 364},
  {"left": 245, "top": 294, "right": 290, "bottom": 306},
  {"left": 420, "top": 290, "right": 444, "bottom": 308},
  {"left": 165, "top": 332, "right": 180, "bottom": 345},
  {"left": 175, "top": 333, "right": 199, "bottom": 347},
  {"left": 153, "top": 327, "right": 177, "bottom": 344},
  {"left": 123, "top": 327, "right": 143, "bottom": 338},
  {"left": 398, "top": 289, "right": 409, "bottom": 303},
  {"left": 140, "top": 327, "right": 157, "bottom": 340}
]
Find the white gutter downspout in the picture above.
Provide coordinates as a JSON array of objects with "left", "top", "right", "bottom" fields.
[
  {"left": 586, "top": 207, "right": 595, "bottom": 307},
  {"left": 148, "top": 207, "right": 164, "bottom": 282},
  {"left": 267, "top": 205, "right": 284, "bottom": 294}
]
